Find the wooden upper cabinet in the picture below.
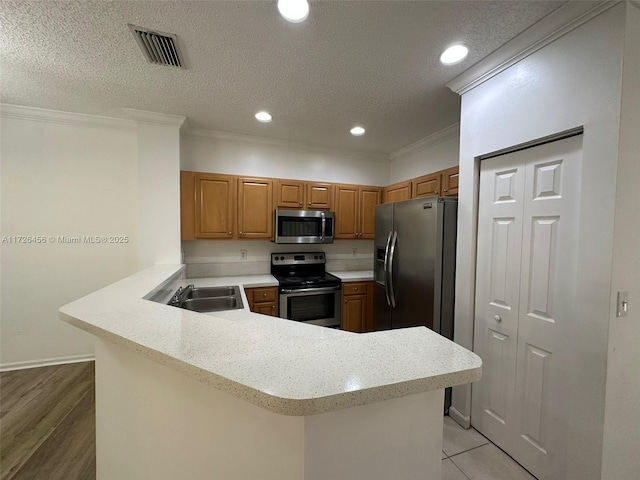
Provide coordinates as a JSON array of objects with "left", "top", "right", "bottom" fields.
[
  {"left": 412, "top": 172, "right": 441, "bottom": 198},
  {"left": 275, "top": 180, "right": 304, "bottom": 208},
  {"left": 383, "top": 180, "right": 412, "bottom": 204},
  {"left": 334, "top": 185, "right": 359, "bottom": 239},
  {"left": 238, "top": 177, "right": 273, "bottom": 239},
  {"left": 359, "top": 187, "right": 382, "bottom": 239},
  {"left": 335, "top": 184, "right": 381, "bottom": 239},
  {"left": 275, "top": 180, "right": 333, "bottom": 210},
  {"left": 194, "top": 173, "right": 236, "bottom": 239},
  {"left": 441, "top": 166, "right": 459, "bottom": 197},
  {"left": 306, "top": 182, "right": 334, "bottom": 210}
]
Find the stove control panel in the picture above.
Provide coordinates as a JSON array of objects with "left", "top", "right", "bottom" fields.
[{"left": 271, "top": 252, "right": 325, "bottom": 265}]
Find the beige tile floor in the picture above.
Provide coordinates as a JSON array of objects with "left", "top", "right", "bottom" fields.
[{"left": 441, "top": 416, "right": 537, "bottom": 480}]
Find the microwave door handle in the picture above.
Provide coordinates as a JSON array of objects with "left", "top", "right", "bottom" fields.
[
  {"left": 321, "top": 212, "right": 326, "bottom": 243},
  {"left": 383, "top": 230, "right": 393, "bottom": 307},
  {"left": 388, "top": 230, "right": 398, "bottom": 308}
]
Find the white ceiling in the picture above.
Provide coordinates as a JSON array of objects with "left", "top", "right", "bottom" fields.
[{"left": 0, "top": 0, "right": 566, "bottom": 155}]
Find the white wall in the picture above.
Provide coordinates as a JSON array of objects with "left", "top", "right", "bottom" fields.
[
  {"left": 0, "top": 108, "right": 138, "bottom": 368},
  {"left": 601, "top": 2, "right": 640, "bottom": 478},
  {"left": 389, "top": 125, "right": 459, "bottom": 184},
  {"left": 453, "top": 5, "right": 626, "bottom": 478},
  {"left": 181, "top": 133, "right": 390, "bottom": 186},
  {"left": 135, "top": 120, "right": 183, "bottom": 269}
]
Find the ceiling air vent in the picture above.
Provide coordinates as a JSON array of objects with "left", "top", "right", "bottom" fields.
[{"left": 128, "top": 24, "right": 185, "bottom": 69}]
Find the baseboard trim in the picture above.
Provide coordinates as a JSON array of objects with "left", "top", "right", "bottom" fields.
[
  {"left": 0, "top": 354, "right": 95, "bottom": 372},
  {"left": 448, "top": 406, "right": 471, "bottom": 429}
]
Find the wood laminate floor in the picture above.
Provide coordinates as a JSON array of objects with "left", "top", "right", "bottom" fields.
[{"left": 0, "top": 362, "right": 95, "bottom": 480}]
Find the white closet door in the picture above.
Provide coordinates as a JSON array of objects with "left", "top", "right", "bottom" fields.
[
  {"left": 512, "top": 135, "right": 582, "bottom": 478},
  {"left": 472, "top": 152, "right": 526, "bottom": 447},
  {"left": 473, "top": 135, "right": 583, "bottom": 480}
]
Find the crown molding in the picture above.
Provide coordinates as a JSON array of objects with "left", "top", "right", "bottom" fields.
[
  {"left": 122, "top": 108, "right": 188, "bottom": 128},
  {"left": 0, "top": 104, "right": 136, "bottom": 131},
  {"left": 389, "top": 123, "right": 460, "bottom": 161},
  {"left": 446, "top": 1, "right": 620, "bottom": 95},
  {"left": 182, "top": 126, "right": 390, "bottom": 163}
]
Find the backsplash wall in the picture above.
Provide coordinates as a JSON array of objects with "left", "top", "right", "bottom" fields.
[{"left": 183, "top": 240, "right": 374, "bottom": 277}]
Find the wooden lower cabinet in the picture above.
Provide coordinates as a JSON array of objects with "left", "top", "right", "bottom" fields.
[
  {"left": 341, "top": 281, "right": 373, "bottom": 333},
  {"left": 244, "top": 286, "right": 279, "bottom": 317}
]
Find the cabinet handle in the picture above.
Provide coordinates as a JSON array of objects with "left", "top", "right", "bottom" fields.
[
  {"left": 308, "top": 202, "right": 311, "bottom": 206},
  {"left": 435, "top": 190, "right": 439, "bottom": 195},
  {"left": 263, "top": 293, "right": 267, "bottom": 298},
  {"left": 354, "top": 287, "right": 358, "bottom": 291},
  {"left": 494, "top": 314, "right": 502, "bottom": 323},
  {"left": 344, "top": 298, "right": 347, "bottom": 303},
  {"left": 228, "top": 232, "right": 232, "bottom": 235},
  {"left": 444, "top": 189, "right": 448, "bottom": 193},
  {"left": 299, "top": 202, "right": 302, "bottom": 206},
  {"left": 240, "top": 232, "right": 243, "bottom": 235}
]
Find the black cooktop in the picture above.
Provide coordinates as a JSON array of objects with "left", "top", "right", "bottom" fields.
[{"left": 271, "top": 253, "right": 341, "bottom": 289}]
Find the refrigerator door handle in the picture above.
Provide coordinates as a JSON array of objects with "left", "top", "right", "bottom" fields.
[
  {"left": 383, "top": 230, "right": 393, "bottom": 306},
  {"left": 388, "top": 230, "right": 398, "bottom": 308}
]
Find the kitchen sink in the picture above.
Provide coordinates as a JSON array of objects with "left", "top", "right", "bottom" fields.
[
  {"left": 168, "top": 285, "right": 244, "bottom": 312},
  {"left": 185, "top": 286, "right": 237, "bottom": 299},
  {"left": 181, "top": 297, "right": 239, "bottom": 312}
]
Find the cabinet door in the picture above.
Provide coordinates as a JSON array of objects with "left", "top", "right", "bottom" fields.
[
  {"left": 358, "top": 187, "right": 382, "bottom": 239},
  {"left": 195, "top": 173, "right": 236, "bottom": 239},
  {"left": 412, "top": 173, "right": 441, "bottom": 198},
  {"left": 180, "top": 171, "right": 196, "bottom": 240},
  {"left": 238, "top": 178, "right": 273, "bottom": 239},
  {"left": 275, "top": 180, "right": 304, "bottom": 208},
  {"left": 306, "top": 183, "right": 334, "bottom": 210},
  {"left": 441, "top": 166, "right": 459, "bottom": 196},
  {"left": 342, "top": 293, "right": 366, "bottom": 333},
  {"left": 253, "top": 302, "right": 278, "bottom": 317},
  {"left": 334, "top": 185, "right": 359, "bottom": 239},
  {"left": 383, "top": 181, "right": 412, "bottom": 204}
]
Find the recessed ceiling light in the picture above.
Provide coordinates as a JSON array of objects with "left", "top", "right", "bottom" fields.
[
  {"left": 277, "top": 0, "right": 310, "bottom": 23},
  {"left": 440, "top": 44, "right": 469, "bottom": 65},
  {"left": 255, "top": 111, "right": 272, "bottom": 123},
  {"left": 350, "top": 126, "right": 365, "bottom": 136}
]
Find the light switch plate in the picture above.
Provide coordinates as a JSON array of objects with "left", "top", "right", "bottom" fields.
[{"left": 616, "top": 291, "right": 629, "bottom": 317}]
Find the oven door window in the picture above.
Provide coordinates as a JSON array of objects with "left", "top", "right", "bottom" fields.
[{"left": 287, "top": 293, "right": 335, "bottom": 322}]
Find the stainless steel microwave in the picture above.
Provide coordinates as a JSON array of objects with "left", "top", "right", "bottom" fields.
[{"left": 274, "top": 210, "right": 334, "bottom": 244}]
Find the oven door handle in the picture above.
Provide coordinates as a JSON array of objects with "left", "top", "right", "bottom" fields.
[{"left": 280, "top": 285, "right": 341, "bottom": 294}]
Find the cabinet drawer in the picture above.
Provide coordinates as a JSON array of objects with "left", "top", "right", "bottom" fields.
[
  {"left": 343, "top": 282, "right": 367, "bottom": 296},
  {"left": 251, "top": 287, "right": 278, "bottom": 304}
]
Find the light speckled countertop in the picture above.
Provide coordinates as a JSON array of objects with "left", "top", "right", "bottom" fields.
[
  {"left": 330, "top": 270, "right": 374, "bottom": 282},
  {"left": 60, "top": 265, "right": 481, "bottom": 416}
]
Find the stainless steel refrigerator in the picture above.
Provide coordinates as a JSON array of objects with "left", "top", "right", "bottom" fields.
[{"left": 373, "top": 196, "right": 458, "bottom": 339}]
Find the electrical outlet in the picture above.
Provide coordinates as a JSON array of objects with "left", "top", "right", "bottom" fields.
[
  {"left": 240, "top": 249, "right": 247, "bottom": 260},
  {"left": 352, "top": 248, "right": 357, "bottom": 257}
]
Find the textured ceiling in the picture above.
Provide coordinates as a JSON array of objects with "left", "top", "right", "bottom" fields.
[{"left": 0, "top": 1, "right": 565, "bottom": 154}]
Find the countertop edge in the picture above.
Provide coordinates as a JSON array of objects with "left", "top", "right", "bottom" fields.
[{"left": 60, "top": 265, "right": 482, "bottom": 416}]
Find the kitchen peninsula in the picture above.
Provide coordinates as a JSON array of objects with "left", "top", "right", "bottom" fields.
[{"left": 60, "top": 265, "right": 481, "bottom": 480}]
